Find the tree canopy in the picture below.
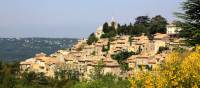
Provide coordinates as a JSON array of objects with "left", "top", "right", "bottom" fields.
[
  {"left": 176, "top": 0, "right": 200, "bottom": 46},
  {"left": 99, "top": 15, "right": 168, "bottom": 39},
  {"left": 112, "top": 51, "right": 134, "bottom": 71},
  {"left": 87, "top": 33, "right": 98, "bottom": 45},
  {"left": 149, "top": 15, "right": 168, "bottom": 34},
  {"left": 101, "top": 22, "right": 117, "bottom": 38}
]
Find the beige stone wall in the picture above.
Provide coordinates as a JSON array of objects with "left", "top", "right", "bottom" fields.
[{"left": 154, "top": 40, "right": 166, "bottom": 54}]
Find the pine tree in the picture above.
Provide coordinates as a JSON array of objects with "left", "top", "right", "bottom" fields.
[{"left": 176, "top": 0, "right": 200, "bottom": 45}]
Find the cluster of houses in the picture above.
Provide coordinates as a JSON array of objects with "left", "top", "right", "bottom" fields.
[{"left": 20, "top": 19, "right": 183, "bottom": 79}]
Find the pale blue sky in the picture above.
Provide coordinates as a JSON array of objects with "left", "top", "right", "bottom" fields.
[{"left": 0, "top": 0, "right": 183, "bottom": 38}]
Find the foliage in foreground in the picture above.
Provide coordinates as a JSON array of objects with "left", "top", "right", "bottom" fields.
[
  {"left": 74, "top": 74, "right": 130, "bottom": 88},
  {"left": 74, "top": 60, "right": 131, "bottom": 88},
  {"left": 129, "top": 46, "right": 200, "bottom": 88},
  {"left": 1, "top": 47, "right": 200, "bottom": 88},
  {"left": 0, "top": 60, "right": 130, "bottom": 88}
]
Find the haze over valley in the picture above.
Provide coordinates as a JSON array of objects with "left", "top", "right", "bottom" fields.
[{"left": 0, "top": 38, "right": 77, "bottom": 61}]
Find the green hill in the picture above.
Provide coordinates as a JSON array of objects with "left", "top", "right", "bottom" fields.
[{"left": 0, "top": 38, "right": 77, "bottom": 61}]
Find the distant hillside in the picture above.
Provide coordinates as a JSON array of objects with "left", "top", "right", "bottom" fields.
[{"left": 0, "top": 38, "right": 77, "bottom": 61}]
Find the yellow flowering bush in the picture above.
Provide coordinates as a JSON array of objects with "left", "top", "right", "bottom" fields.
[
  {"left": 129, "top": 46, "right": 200, "bottom": 88},
  {"left": 179, "top": 48, "right": 200, "bottom": 87}
]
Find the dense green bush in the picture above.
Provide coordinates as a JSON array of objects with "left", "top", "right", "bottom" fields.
[
  {"left": 0, "top": 61, "right": 130, "bottom": 88},
  {"left": 112, "top": 51, "right": 134, "bottom": 71},
  {"left": 157, "top": 46, "right": 169, "bottom": 54},
  {"left": 87, "top": 33, "right": 98, "bottom": 45},
  {"left": 74, "top": 73, "right": 130, "bottom": 88}
]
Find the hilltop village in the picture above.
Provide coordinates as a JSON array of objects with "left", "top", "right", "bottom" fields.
[{"left": 20, "top": 18, "right": 185, "bottom": 79}]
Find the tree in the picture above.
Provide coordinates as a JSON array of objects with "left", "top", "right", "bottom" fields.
[
  {"left": 134, "top": 16, "right": 150, "bottom": 26},
  {"left": 133, "top": 16, "right": 150, "bottom": 35},
  {"left": 128, "top": 36, "right": 132, "bottom": 46},
  {"left": 74, "top": 73, "right": 130, "bottom": 88},
  {"left": 176, "top": 0, "right": 200, "bottom": 46},
  {"left": 0, "top": 64, "right": 17, "bottom": 88},
  {"left": 111, "top": 22, "right": 116, "bottom": 31},
  {"left": 118, "top": 24, "right": 128, "bottom": 35},
  {"left": 112, "top": 51, "right": 134, "bottom": 61},
  {"left": 112, "top": 51, "right": 134, "bottom": 71},
  {"left": 87, "top": 33, "right": 98, "bottom": 45},
  {"left": 157, "top": 46, "right": 169, "bottom": 54},
  {"left": 131, "top": 25, "right": 143, "bottom": 36},
  {"left": 116, "top": 24, "right": 122, "bottom": 35},
  {"left": 127, "top": 23, "right": 134, "bottom": 35},
  {"left": 101, "top": 22, "right": 117, "bottom": 38},
  {"left": 102, "top": 22, "right": 110, "bottom": 33},
  {"left": 37, "top": 73, "right": 48, "bottom": 85},
  {"left": 90, "top": 60, "right": 104, "bottom": 80},
  {"left": 149, "top": 15, "right": 168, "bottom": 34},
  {"left": 0, "top": 61, "right": 3, "bottom": 83},
  {"left": 22, "top": 71, "right": 37, "bottom": 85}
]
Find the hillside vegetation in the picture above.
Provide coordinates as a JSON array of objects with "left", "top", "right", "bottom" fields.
[{"left": 0, "top": 38, "right": 77, "bottom": 61}]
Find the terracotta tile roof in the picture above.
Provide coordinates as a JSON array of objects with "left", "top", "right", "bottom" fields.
[
  {"left": 126, "top": 55, "right": 138, "bottom": 63},
  {"left": 35, "top": 52, "right": 46, "bottom": 57},
  {"left": 35, "top": 57, "right": 49, "bottom": 62},
  {"left": 20, "top": 61, "right": 33, "bottom": 65},
  {"left": 103, "top": 58, "right": 115, "bottom": 62},
  {"left": 31, "top": 64, "right": 40, "bottom": 70},
  {"left": 104, "top": 62, "right": 120, "bottom": 67},
  {"left": 64, "top": 54, "right": 74, "bottom": 61},
  {"left": 154, "top": 33, "right": 168, "bottom": 40},
  {"left": 87, "top": 60, "right": 119, "bottom": 67},
  {"left": 148, "top": 59, "right": 157, "bottom": 64},
  {"left": 136, "top": 55, "right": 149, "bottom": 59},
  {"left": 46, "top": 58, "right": 62, "bottom": 64}
]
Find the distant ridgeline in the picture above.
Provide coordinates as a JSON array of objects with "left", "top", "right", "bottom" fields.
[{"left": 0, "top": 38, "right": 77, "bottom": 61}]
